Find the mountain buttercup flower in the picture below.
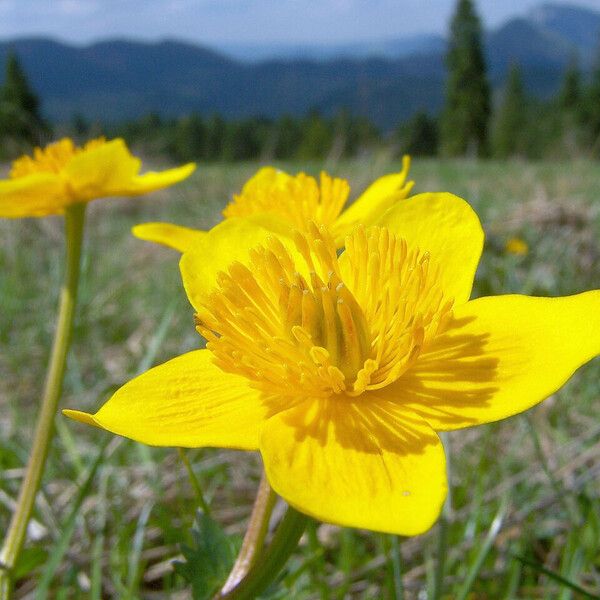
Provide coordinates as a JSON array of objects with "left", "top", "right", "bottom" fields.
[
  {"left": 0, "top": 136, "right": 195, "bottom": 581},
  {"left": 132, "top": 156, "right": 413, "bottom": 252},
  {"left": 64, "top": 193, "right": 600, "bottom": 535},
  {"left": 0, "top": 137, "right": 195, "bottom": 218},
  {"left": 505, "top": 237, "right": 529, "bottom": 256}
]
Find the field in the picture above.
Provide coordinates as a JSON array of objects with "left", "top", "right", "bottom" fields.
[{"left": 1, "top": 156, "right": 599, "bottom": 599}]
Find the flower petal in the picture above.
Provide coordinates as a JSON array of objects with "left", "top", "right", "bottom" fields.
[
  {"left": 180, "top": 215, "right": 292, "bottom": 311},
  {"left": 222, "top": 166, "right": 292, "bottom": 218},
  {"left": 333, "top": 155, "right": 413, "bottom": 239},
  {"left": 0, "top": 173, "right": 66, "bottom": 217},
  {"left": 64, "top": 138, "right": 142, "bottom": 200},
  {"left": 241, "top": 166, "right": 291, "bottom": 193},
  {"left": 65, "top": 136, "right": 194, "bottom": 200},
  {"left": 117, "top": 163, "right": 196, "bottom": 196},
  {"left": 260, "top": 396, "right": 447, "bottom": 535},
  {"left": 379, "top": 291, "right": 600, "bottom": 431},
  {"left": 132, "top": 222, "right": 207, "bottom": 253},
  {"left": 63, "top": 350, "right": 273, "bottom": 449},
  {"left": 377, "top": 192, "right": 484, "bottom": 304}
]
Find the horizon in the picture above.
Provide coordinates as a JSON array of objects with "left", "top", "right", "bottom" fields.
[{"left": 2, "top": 0, "right": 600, "bottom": 48}]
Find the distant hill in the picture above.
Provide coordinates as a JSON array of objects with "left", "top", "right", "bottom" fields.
[
  {"left": 217, "top": 34, "right": 446, "bottom": 63},
  {"left": 216, "top": 3, "right": 600, "bottom": 64},
  {"left": 0, "top": 38, "right": 449, "bottom": 128},
  {"left": 528, "top": 3, "right": 600, "bottom": 62},
  {"left": 0, "top": 2, "right": 598, "bottom": 130}
]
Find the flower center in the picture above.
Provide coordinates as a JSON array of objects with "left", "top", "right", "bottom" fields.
[
  {"left": 222, "top": 169, "right": 350, "bottom": 232},
  {"left": 196, "top": 224, "right": 453, "bottom": 398},
  {"left": 10, "top": 137, "right": 106, "bottom": 178}
]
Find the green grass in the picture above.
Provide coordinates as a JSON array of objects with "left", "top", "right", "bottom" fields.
[{"left": 1, "top": 156, "right": 600, "bottom": 599}]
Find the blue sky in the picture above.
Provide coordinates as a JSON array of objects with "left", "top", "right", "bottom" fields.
[{"left": 1, "top": 0, "right": 600, "bottom": 44}]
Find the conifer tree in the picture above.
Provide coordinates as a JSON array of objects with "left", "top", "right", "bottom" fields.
[
  {"left": 401, "top": 112, "right": 439, "bottom": 156},
  {"left": 274, "top": 115, "right": 302, "bottom": 159},
  {"left": 558, "top": 59, "right": 581, "bottom": 113},
  {"left": 492, "top": 64, "right": 526, "bottom": 158},
  {"left": 297, "top": 111, "right": 333, "bottom": 160},
  {"left": 172, "top": 114, "right": 206, "bottom": 161},
  {"left": 222, "top": 119, "right": 263, "bottom": 161},
  {"left": 556, "top": 58, "right": 583, "bottom": 156},
  {"left": 0, "top": 51, "right": 47, "bottom": 144},
  {"left": 440, "top": 0, "right": 490, "bottom": 157},
  {"left": 582, "top": 48, "right": 600, "bottom": 154},
  {"left": 205, "top": 114, "right": 226, "bottom": 160}
]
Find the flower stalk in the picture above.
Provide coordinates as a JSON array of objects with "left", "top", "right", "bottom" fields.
[
  {"left": 219, "top": 470, "right": 277, "bottom": 595},
  {"left": 0, "top": 203, "right": 86, "bottom": 598},
  {"left": 215, "top": 499, "right": 309, "bottom": 600}
]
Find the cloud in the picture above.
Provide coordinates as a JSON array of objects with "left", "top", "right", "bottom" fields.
[
  {"left": 55, "top": 0, "right": 100, "bottom": 16},
  {"left": 1, "top": 0, "right": 600, "bottom": 44}
]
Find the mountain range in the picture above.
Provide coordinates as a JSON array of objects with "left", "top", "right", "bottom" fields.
[{"left": 0, "top": 3, "right": 598, "bottom": 130}]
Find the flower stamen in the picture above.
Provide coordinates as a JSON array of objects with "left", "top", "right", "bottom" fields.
[
  {"left": 9, "top": 138, "right": 107, "bottom": 178},
  {"left": 196, "top": 224, "right": 454, "bottom": 399},
  {"left": 223, "top": 170, "right": 351, "bottom": 232}
]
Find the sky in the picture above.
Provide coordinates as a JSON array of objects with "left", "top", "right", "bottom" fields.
[{"left": 2, "top": 0, "right": 600, "bottom": 45}]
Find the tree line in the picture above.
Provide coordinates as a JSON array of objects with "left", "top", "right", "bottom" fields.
[
  {"left": 439, "top": 0, "right": 599, "bottom": 159},
  {"left": 2, "top": 0, "right": 600, "bottom": 161}
]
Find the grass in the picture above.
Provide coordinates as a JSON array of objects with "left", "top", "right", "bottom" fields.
[{"left": 1, "top": 155, "right": 599, "bottom": 598}]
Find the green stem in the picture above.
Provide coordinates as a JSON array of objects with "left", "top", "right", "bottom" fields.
[
  {"left": 0, "top": 203, "right": 86, "bottom": 598},
  {"left": 219, "top": 471, "right": 277, "bottom": 595},
  {"left": 389, "top": 535, "right": 405, "bottom": 600},
  {"left": 215, "top": 501, "right": 309, "bottom": 600},
  {"left": 177, "top": 448, "right": 212, "bottom": 516},
  {"left": 433, "top": 431, "right": 452, "bottom": 600}
]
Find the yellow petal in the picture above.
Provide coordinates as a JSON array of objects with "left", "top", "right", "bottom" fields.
[
  {"left": 117, "top": 163, "right": 196, "bottom": 196},
  {"left": 65, "top": 135, "right": 194, "bottom": 200},
  {"left": 377, "top": 192, "right": 484, "bottom": 304},
  {"left": 64, "top": 138, "right": 142, "bottom": 200},
  {"left": 0, "top": 173, "right": 66, "bottom": 217},
  {"left": 63, "top": 350, "right": 273, "bottom": 449},
  {"left": 180, "top": 215, "right": 292, "bottom": 311},
  {"left": 332, "top": 155, "right": 413, "bottom": 239},
  {"left": 132, "top": 222, "right": 207, "bottom": 253},
  {"left": 379, "top": 291, "right": 600, "bottom": 431},
  {"left": 260, "top": 396, "right": 447, "bottom": 535},
  {"left": 223, "top": 167, "right": 294, "bottom": 219},
  {"left": 241, "top": 166, "right": 291, "bottom": 193}
]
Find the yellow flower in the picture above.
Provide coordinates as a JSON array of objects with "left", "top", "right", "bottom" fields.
[
  {"left": 505, "top": 237, "right": 529, "bottom": 256},
  {"left": 132, "top": 156, "right": 413, "bottom": 251},
  {"left": 64, "top": 193, "right": 600, "bottom": 535},
  {"left": 0, "top": 137, "right": 196, "bottom": 218}
]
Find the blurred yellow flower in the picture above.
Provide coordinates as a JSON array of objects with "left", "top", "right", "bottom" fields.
[
  {"left": 132, "top": 155, "right": 413, "bottom": 251},
  {"left": 505, "top": 237, "right": 529, "bottom": 256},
  {"left": 0, "top": 137, "right": 196, "bottom": 218},
  {"left": 65, "top": 193, "right": 600, "bottom": 535}
]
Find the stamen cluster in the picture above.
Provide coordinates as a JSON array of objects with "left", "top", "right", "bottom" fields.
[
  {"left": 223, "top": 171, "right": 350, "bottom": 231},
  {"left": 195, "top": 224, "right": 454, "bottom": 398},
  {"left": 10, "top": 138, "right": 107, "bottom": 178}
]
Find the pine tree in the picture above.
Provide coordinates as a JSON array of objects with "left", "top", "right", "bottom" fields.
[
  {"left": 205, "top": 114, "right": 226, "bottom": 160},
  {"left": 222, "top": 119, "right": 263, "bottom": 161},
  {"left": 581, "top": 47, "right": 600, "bottom": 155},
  {"left": 556, "top": 58, "right": 583, "bottom": 156},
  {"left": 0, "top": 51, "right": 47, "bottom": 145},
  {"left": 172, "top": 114, "right": 206, "bottom": 161},
  {"left": 70, "top": 113, "right": 90, "bottom": 140},
  {"left": 274, "top": 115, "right": 302, "bottom": 159},
  {"left": 400, "top": 112, "right": 439, "bottom": 156},
  {"left": 558, "top": 59, "right": 581, "bottom": 113},
  {"left": 297, "top": 112, "right": 333, "bottom": 160},
  {"left": 492, "top": 64, "right": 526, "bottom": 158},
  {"left": 440, "top": 0, "right": 491, "bottom": 157}
]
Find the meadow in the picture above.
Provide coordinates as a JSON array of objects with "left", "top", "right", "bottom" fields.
[{"left": 1, "top": 156, "right": 599, "bottom": 599}]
